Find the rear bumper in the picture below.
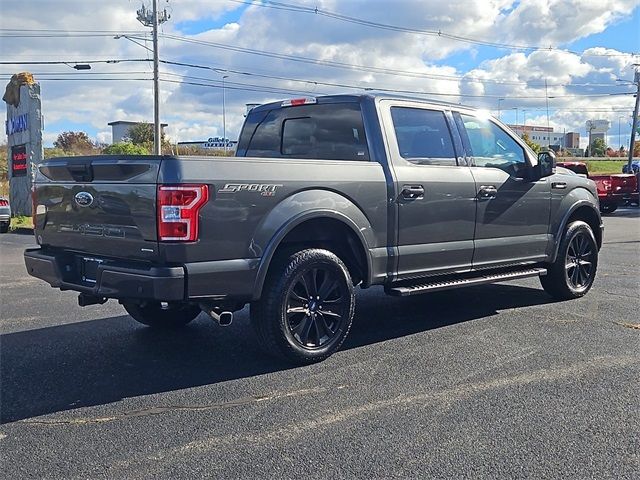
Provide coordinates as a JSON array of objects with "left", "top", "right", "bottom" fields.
[
  {"left": 24, "top": 248, "right": 259, "bottom": 302},
  {"left": 599, "top": 192, "right": 635, "bottom": 205},
  {"left": 24, "top": 248, "right": 185, "bottom": 301}
]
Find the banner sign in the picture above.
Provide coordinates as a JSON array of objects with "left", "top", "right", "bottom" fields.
[
  {"left": 5, "top": 113, "right": 28, "bottom": 136},
  {"left": 11, "top": 144, "right": 28, "bottom": 177}
]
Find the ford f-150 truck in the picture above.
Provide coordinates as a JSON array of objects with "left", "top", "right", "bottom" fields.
[{"left": 24, "top": 94, "right": 603, "bottom": 363}]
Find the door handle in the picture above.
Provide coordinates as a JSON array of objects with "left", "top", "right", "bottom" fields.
[
  {"left": 401, "top": 185, "right": 425, "bottom": 200},
  {"left": 477, "top": 185, "right": 497, "bottom": 199},
  {"left": 551, "top": 181, "right": 567, "bottom": 190}
]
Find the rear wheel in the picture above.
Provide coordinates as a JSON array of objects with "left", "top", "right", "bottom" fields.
[
  {"left": 0, "top": 222, "right": 9, "bottom": 233},
  {"left": 540, "top": 220, "right": 598, "bottom": 300},
  {"left": 251, "top": 248, "right": 355, "bottom": 364},
  {"left": 123, "top": 301, "right": 201, "bottom": 328}
]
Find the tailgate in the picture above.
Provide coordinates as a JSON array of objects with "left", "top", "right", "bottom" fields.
[
  {"left": 34, "top": 155, "right": 162, "bottom": 261},
  {"left": 610, "top": 174, "right": 637, "bottom": 194}
]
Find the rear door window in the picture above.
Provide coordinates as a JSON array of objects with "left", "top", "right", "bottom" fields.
[
  {"left": 390, "top": 107, "right": 457, "bottom": 166},
  {"left": 243, "top": 103, "right": 369, "bottom": 161}
]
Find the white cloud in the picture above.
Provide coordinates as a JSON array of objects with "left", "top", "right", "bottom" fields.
[{"left": 1, "top": 0, "right": 638, "bottom": 147}]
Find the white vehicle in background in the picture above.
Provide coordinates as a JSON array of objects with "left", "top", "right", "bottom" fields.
[{"left": 0, "top": 197, "right": 11, "bottom": 233}]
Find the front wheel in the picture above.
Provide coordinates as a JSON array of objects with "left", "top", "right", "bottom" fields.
[
  {"left": 123, "top": 301, "right": 201, "bottom": 328},
  {"left": 540, "top": 220, "right": 598, "bottom": 300},
  {"left": 251, "top": 249, "right": 355, "bottom": 364}
]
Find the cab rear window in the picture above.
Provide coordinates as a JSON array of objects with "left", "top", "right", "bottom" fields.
[{"left": 237, "top": 103, "right": 369, "bottom": 161}]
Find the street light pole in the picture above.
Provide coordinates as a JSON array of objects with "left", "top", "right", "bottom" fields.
[{"left": 222, "top": 75, "right": 228, "bottom": 154}]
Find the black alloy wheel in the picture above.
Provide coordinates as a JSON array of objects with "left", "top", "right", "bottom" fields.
[
  {"left": 251, "top": 248, "right": 355, "bottom": 364},
  {"left": 540, "top": 220, "right": 598, "bottom": 300},
  {"left": 285, "top": 266, "right": 348, "bottom": 349},
  {"left": 564, "top": 231, "right": 596, "bottom": 291}
]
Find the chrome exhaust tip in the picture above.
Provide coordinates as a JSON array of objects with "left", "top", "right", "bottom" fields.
[{"left": 199, "top": 302, "right": 233, "bottom": 326}]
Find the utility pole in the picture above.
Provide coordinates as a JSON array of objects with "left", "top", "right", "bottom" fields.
[
  {"left": 628, "top": 67, "right": 640, "bottom": 171},
  {"left": 222, "top": 75, "right": 228, "bottom": 154},
  {"left": 137, "top": 1, "right": 169, "bottom": 155}
]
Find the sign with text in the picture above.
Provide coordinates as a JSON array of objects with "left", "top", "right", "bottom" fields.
[
  {"left": 11, "top": 144, "right": 28, "bottom": 177},
  {"left": 6, "top": 113, "right": 28, "bottom": 136}
]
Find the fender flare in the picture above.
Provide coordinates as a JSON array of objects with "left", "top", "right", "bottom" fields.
[
  {"left": 550, "top": 199, "right": 602, "bottom": 262},
  {"left": 251, "top": 207, "right": 375, "bottom": 301}
]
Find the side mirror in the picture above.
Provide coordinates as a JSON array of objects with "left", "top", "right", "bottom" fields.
[{"left": 535, "top": 150, "right": 556, "bottom": 179}]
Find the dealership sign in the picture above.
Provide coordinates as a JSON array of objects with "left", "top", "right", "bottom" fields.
[
  {"left": 5, "top": 113, "right": 28, "bottom": 136},
  {"left": 11, "top": 144, "right": 27, "bottom": 177}
]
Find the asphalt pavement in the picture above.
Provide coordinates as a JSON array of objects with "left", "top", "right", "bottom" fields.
[{"left": 1, "top": 209, "right": 639, "bottom": 479}]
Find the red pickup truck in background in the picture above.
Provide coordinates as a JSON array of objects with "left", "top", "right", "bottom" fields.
[{"left": 556, "top": 161, "right": 638, "bottom": 213}]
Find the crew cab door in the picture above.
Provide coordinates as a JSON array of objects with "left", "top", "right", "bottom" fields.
[
  {"left": 453, "top": 112, "right": 551, "bottom": 268},
  {"left": 380, "top": 101, "right": 477, "bottom": 279}
]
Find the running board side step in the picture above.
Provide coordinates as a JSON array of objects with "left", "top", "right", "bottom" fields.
[{"left": 386, "top": 267, "right": 547, "bottom": 297}]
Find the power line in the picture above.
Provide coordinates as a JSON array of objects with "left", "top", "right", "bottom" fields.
[
  {"left": 157, "top": 59, "right": 634, "bottom": 100},
  {"left": 226, "top": 0, "right": 638, "bottom": 58},
  {"left": 0, "top": 59, "right": 149, "bottom": 65},
  {"left": 154, "top": 33, "right": 632, "bottom": 89},
  {"left": 1, "top": 57, "right": 633, "bottom": 100}
]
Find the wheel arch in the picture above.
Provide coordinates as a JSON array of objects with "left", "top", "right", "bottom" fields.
[
  {"left": 250, "top": 191, "right": 376, "bottom": 300},
  {"left": 551, "top": 199, "right": 602, "bottom": 263}
]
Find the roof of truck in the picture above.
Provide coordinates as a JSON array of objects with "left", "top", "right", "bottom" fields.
[{"left": 249, "top": 93, "right": 474, "bottom": 113}]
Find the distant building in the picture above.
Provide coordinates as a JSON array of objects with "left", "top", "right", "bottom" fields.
[
  {"left": 564, "top": 132, "right": 580, "bottom": 149},
  {"left": 508, "top": 124, "right": 579, "bottom": 149},
  {"left": 108, "top": 121, "right": 168, "bottom": 144}
]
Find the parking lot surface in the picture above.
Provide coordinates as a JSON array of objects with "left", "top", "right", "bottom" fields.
[{"left": 1, "top": 209, "right": 638, "bottom": 479}]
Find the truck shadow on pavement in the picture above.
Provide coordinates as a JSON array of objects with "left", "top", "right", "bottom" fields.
[{"left": 0, "top": 283, "right": 556, "bottom": 424}]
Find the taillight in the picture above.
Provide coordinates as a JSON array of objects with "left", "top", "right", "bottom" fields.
[
  {"left": 0, "top": 199, "right": 8, "bottom": 206},
  {"left": 157, "top": 184, "right": 209, "bottom": 241}
]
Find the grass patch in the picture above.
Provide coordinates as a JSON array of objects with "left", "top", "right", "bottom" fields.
[
  {"left": 585, "top": 160, "right": 628, "bottom": 175},
  {"left": 10, "top": 215, "right": 33, "bottom": 231}
]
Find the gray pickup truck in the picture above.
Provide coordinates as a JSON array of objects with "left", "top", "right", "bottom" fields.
[{"left": 25, "top": 94, "right": 603, "bottom": 363}]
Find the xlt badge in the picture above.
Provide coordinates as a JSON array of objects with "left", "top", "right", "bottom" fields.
[{"left": 218, "top": 183, "right": 282, "bottom": 197}]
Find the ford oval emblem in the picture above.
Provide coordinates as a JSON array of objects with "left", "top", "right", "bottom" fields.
[{"left": 75, "top": 191, "right": 94, "bottom": 208}]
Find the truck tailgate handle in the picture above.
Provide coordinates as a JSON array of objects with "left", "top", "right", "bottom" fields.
[
  {"left": 477, "top": 185, "right": 497, "bottom": 199},
  {"left": 401, "top": 185, "right": 425, "bottom": 200}
]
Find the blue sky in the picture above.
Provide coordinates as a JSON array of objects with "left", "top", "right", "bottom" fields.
[{"left": 2, "top": 0, "right": 639, "bottom": 148}]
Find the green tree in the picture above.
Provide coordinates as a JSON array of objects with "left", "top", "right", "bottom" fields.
[
  {"left": 53, "top": 131, "right": 95, "bottom": 154},
  {"left": 102, "top": 142, "right": 149, "bottom": 155},
  {"left": 125, "top": 123, "right": 155, "bottom": 145},
  {"left": 591, "top": 137, "right": 607, "bottom": 157},
  {"left": 634, "top": 140, "right": 640, "bottom": 157},
  {"left": 125, "top": 123, "right": 171, "bottom": 152},
  {"left": 44, "top": 147, "right": 69, "bottom": 159},
  {"left": 0, "top": 143, "right": 7, "bottom": 181},
  {"left": 521, "top": 132, "right": 541, "bottom": 154}
]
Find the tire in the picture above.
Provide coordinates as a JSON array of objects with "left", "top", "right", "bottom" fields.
[
  {"left": 0, "top": 223, "right": 8, "bottom": 234},
  {"left": 600, "top": 203, "right": 617, "bottom": 214},
  {"left": 540, "top": 220, "right": 598, "bottom": 300},
  {"left": 251, "top": 248, "right": 355, "bottom": 364},
  {"left": 123, "top": 301, "right": 201, "bottom": 328}
]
